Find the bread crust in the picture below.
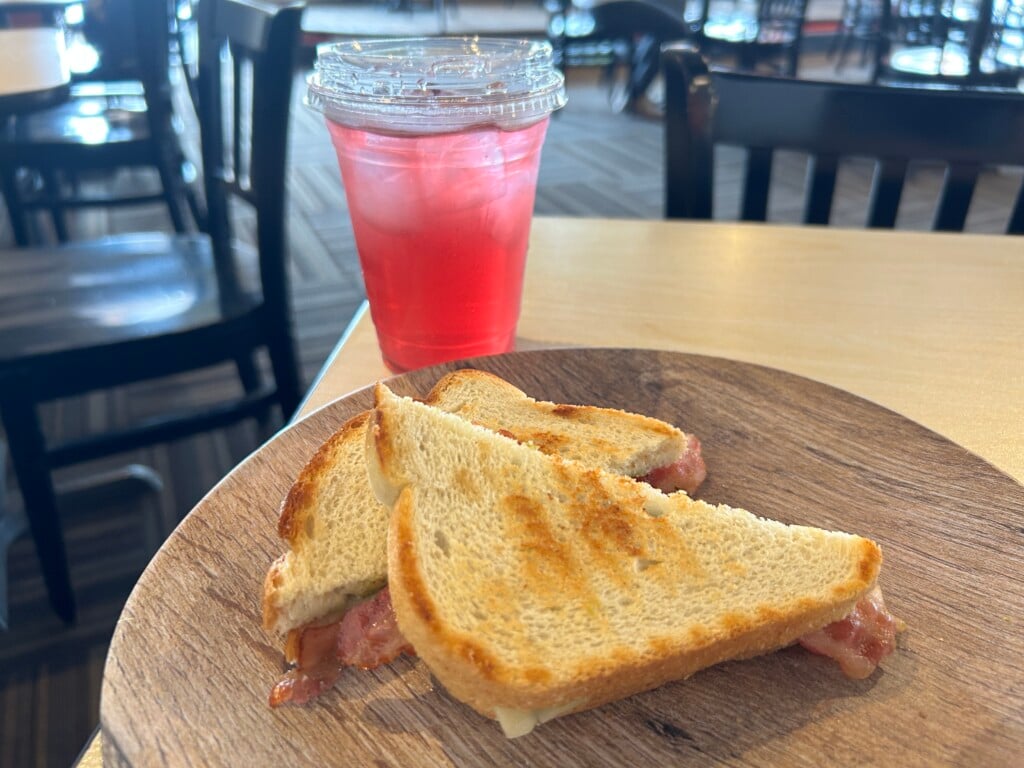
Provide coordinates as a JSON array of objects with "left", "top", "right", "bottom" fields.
[
  {"left": 276, "top": 411, "right": 371, "bottom": 544},
  {"left": 262, "top": 411, "right": 371, "bottom": 633}
]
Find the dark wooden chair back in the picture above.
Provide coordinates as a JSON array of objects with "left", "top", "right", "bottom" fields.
[
  {"left": 662, "top": 42, "right": 1024, "bottom": 233},
  {"left": 196, "top": 0, "right": 303, "bottom": 340}
]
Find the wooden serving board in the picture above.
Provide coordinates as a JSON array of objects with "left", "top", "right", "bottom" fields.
[{"left": 100, "top": 349, "right": 1024, "bottom": 766}]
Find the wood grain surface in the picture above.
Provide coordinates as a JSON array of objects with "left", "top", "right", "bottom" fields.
[{"left": 100, "top": 349, "right": 1024, "bottom": 767}]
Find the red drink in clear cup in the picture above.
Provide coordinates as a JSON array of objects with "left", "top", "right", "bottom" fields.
[
  {"left": 307, "top": 38, "right": 565, "bottom": 371},
  {"left": 326, "top": 119, "right": 548, "bottom": 371}
]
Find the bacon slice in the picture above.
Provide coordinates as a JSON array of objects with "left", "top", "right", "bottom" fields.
[
  {"left": 798, "top": 586, "right": 903, "bottom": 679},
  {"left": 336, "top": 586, "right": 414, "bottom": 669},
  {"left": 269, "top": 662, "right": 344, "bottom": 708},
  {"left": 268, "top": 587, "right": 413, "bottom": 707},
  {"left": 639, "top": 434, "right": 707, "bottom": 495}
]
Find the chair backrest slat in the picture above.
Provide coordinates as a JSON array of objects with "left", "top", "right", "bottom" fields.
[
  {"left": 742, "top": 148, "right": 773, "bottom": 221},
  {"left": 934, "top": 163, "right": 981, "bottom": 232},
  {"left": 803, "top": 153, "right": 838, "bottom": 225},
  {"left": 867, "top": 158, "right": 908, "bottom": 228},
  {"left": 1009, "top": 187, "right": 1024, "bottom": 235},
  {"left": 232, "top": 50, "right": 246, "bottom": 189},
  {"left": 663, "top": 42, "right": 1024, "bottom": 234}
]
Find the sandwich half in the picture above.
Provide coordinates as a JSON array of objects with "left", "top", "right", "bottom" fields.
[
  {"left": 263, "top": 369, "right": 707, "bottom": 705},
  {"left": 367, "top": 384, "right": 891, "bottom": 737}
]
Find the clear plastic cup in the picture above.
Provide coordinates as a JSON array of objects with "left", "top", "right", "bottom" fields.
[{"left": 307, "top": 37, "right": 566, "bottom": 372}]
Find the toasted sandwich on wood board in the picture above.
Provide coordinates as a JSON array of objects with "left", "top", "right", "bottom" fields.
[
  {"left": 365, "top": 384, "right": 901, "bottom": 737},
  {"left": 262, "top": 369, "right": 707, "bottom": 705}
]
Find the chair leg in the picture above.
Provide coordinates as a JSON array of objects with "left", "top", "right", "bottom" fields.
[
  {"left": 0, "top": 385, "right": 76, "bottom": 624},
  {"left": 182, "top": 158, "right": 206, "bottom": 233},
  {"left": 236, "top": 353, "right": 262, "bottom": 395},
  {"left": 154, "top": 125, "right": 192, "bottom": 234},
  {"left": 834, "top": 33, "right": 855, "bottom": 71},
  {"left": 785, "top": 47, "right": 800, "bottom": 78},
  {"left": 156, "top": 153, "right": 190, "bottom": 234},
  {"left": 235, "top": 352, "right": 274, "bottom": 434},
  {"left": 1, "top": 168, "right": 32, "bottom": 246},
  {"left": 41, "top": 169, "right": 69, "bottom": 242},
  {"left": 266, "top": 330, "right": 302, "bottom": 423},
  {"left": 51, "top": 207, "right": 70, "bottom": 243},
  {"left": 629, "top": 36, "right": 660, "bottom": 108}
]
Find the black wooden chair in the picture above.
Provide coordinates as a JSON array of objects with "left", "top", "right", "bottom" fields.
[
  {"left": 693, "top": 0, "right": 809, "bottom": 76},
  {"left": 873, "top": 0, "right": 1024, "bottom": 87},
  {"left": 662, "top": 42, "right": 1024, "bottom": 232},
  {"left": 0, "top": 0, "right": 305, "bottom": 623},
  {"left": 0, "top": 0, "right": 200, "bottom": 245}
]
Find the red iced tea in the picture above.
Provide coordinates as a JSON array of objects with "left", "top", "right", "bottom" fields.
[{"left": 327, "top": 118, "right": 550, "bottom": 372}]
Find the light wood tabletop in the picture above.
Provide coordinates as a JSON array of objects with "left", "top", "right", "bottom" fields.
[
  {"left": 82, "top": 215, "right": 1023, "bottom": 766},
  {"left": 299, "top": 215, "right": 1024, "bottom": 483}
]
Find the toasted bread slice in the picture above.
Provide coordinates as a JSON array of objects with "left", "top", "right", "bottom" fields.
[
  {"left": 368, "top": 384, "right": 882, "bottom": 737},
  {"left": 263, "top": 370, "right": 692, "bottom": 637},
  {"left": 421, "top": 369, "right": 686, "bottom": 478},
  {"left": 263, "top": 411, "right": 385, "bottom": 637}
]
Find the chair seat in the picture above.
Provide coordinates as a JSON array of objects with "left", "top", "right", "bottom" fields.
[
  {"left": 3, "top": 81, "right": 151, "bottom": 150},
  {"left": 0, "top": 233, "right": 261, "bottom": 368}
]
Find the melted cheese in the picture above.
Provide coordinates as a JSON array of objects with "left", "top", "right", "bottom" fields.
[{"left": 494, "top": 700, "right": 585, "bottom": 738}]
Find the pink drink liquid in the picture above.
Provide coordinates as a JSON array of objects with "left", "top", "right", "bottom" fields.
[{"left": 326, "top": 118, "right": 549, "bottom": 372}]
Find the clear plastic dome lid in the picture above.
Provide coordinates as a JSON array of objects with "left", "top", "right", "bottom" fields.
[{"left": 306, "top": 37, "right": 567, "bottom": 134}]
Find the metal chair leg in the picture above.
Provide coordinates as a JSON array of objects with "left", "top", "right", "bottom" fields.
[{"left": 0, "top": 384, "right": 76, "bottom": 624}]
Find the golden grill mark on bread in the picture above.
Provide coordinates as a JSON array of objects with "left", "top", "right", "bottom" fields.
[
  {"left": 454, "top": 467, "right": 479, "bottom": 498},
  {"left": 516, "top": 430, "right": 573, "bottom": 454},
  {"left": 551, "top": 404, "right": 582, "bottom": 417},
  {"left": 503, "top": 493, "right": 574, "bottom": 577}
]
